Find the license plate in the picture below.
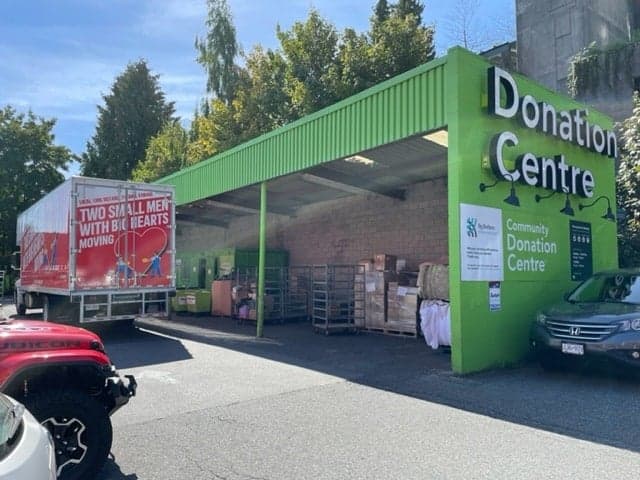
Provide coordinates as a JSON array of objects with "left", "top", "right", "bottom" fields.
[{"left": 561, "top": 342, "right": 584, "bottom": 355}]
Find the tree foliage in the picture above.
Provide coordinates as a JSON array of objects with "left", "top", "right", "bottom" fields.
[
  {"left": 617, "top": 93, "right": 640, "bottom": 266},
  {"left": 81, "top": 60, "right": 175, "bottom": 181},
  {"left": 148, "top": 0, "right": 437, "bottom": 180},
  {"left": 394, "top": 0, "right": 424, "bottom": 22},
  {"left": 277, "top": 10, "right": 340, "bottom": 115},
  {"left": 195, "top": 0, "right": 240, "bottom": 104},
  {"left": 235, "top": 47, "right": 294, "bottom": 140},
  {"left": 131, "top": 121, "right": 189, "bottom": 182},
  {"left": 369, "top": 6, "right": 435, "bottom": 82},
  {"left": 186, "top": 99, "right": 240, "bottom": 163},
  {"left": 374, "top": 0, "right": 391, "bottom": 24},
  {"left": 0, "top": 106, "right": 71, "bottom": 254}
]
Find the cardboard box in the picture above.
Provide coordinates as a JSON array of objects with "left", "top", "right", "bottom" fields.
[
  {"left": 365, "top": 271, "right": 398, "bottom": 294},
  {"left": 358, "top": 259, "right": 375, "bottom": 272},
  {"left": 365, "top": 293, "right": 386, "bottom": 327},
  {"left": 374, "top": 254, "right": 397, "bottom": 272},
  {"left": 388, "top": 286, "right": 419, "bottom": 324}
]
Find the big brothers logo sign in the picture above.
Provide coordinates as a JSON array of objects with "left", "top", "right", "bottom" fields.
[{"left": 460, "top": 204, "right": 504, "bottom": 281}]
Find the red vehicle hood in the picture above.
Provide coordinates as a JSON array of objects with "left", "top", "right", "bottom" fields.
[{"left": 0, "top": 320, "right": 103, "bottom": 353}]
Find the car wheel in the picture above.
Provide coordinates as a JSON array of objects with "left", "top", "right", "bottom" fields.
[{"left": 23, "top": 389, "right": 112, "bottom": 480}]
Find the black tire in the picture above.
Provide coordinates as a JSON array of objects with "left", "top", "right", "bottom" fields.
[
  {"left": 23, "top": 389, "right": 113, "bottom": 480},
  {"left": 17, "top": 303, "right": 26, "bottom": 316}
]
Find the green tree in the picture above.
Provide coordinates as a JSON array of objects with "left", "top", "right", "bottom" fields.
[
  {"left": 333, "top": 28, "right": 375, "bottom": 98},
  {"left": 394, "top": 0, "right": 424, "bottom": 21},
  {"left": 234, "top": 46, "right": 295, "bottom": 141},
  {"left": 0, "top": 106, "right": 71, "bottom": 254},
  {"left": 81, "top": 60, "right": 175, "bottom": 180},
  {"left": 186, "top": 99, "right": 241, "bottom": 164},
  {"left": 370, "top": 3, "right": 435, "bottom": 82},
  {"left": 180, "top": 0, "right": 436, "bottom": 166},
  {"left": 617, "top": 93, "right": 640, "bottom": 266},
  {"left": 195, "top": 0, "right": 240, "bottom": 104},
  {"left": 277, "top": 9, "right": 340, "bottom": 115},
  {"left": 131, "top": 121, "right": 189, "bottom": 182},
  {"left": 373, "top": 0, "right": 391, "bottom": 24}
]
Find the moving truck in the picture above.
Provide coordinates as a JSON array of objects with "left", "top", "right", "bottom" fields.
[{"left": 14, "top": 177, "right": 175, "bottom": 323}]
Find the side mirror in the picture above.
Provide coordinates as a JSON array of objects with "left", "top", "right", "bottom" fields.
[{"left": 563, "top": 292, "right": 571, "bottom": 301}]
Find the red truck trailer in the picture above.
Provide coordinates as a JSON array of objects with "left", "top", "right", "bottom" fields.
[{"left": 14, "top": 176, "right": 175, "bottom": 324}]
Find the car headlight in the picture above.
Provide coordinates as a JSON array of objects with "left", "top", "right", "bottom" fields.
[
  {"left": 618, "top": 319, "right": 640, "bottom": 331},
  {"left": 536, "top": 313, "right": 547, "bottom": 325}
]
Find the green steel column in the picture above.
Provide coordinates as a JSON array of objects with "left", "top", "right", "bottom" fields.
[{"left": 257, "top": 181, "right": 267, "bottom": 337}]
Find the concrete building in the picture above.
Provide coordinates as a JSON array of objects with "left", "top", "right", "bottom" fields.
[
  {"left": 517, "top": 0, "right": 632, "bottom": 94},
  {"left": 516, "top": 0, "right": 640, "bottom": 121}
]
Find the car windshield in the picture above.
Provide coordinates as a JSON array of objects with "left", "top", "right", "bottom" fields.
[{"left": 568, "top": 273, "right": 640, "bottom": 304}]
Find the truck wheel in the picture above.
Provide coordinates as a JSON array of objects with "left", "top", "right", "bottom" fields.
[
  {"left": 23, "top": 389, "right": 113, "bottom": 480},
  {"left": 16, "top": 303, "right": 26, "bottom": 316}
]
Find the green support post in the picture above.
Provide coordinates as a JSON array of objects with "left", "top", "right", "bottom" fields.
[{"left": 257, "top": 182, "right": 267, "bottom": 337}]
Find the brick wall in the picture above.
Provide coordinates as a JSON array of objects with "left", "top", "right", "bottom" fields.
[{"left": 176, "top": 177, "right": 448, "bottom": 270}]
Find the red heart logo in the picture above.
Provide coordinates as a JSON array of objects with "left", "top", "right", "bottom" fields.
[{"left": 113, "top": 227, "right": 168, "bottom": 276}]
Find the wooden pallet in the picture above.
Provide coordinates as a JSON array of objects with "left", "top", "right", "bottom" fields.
[{"left": 360, "top": 327, "right": 417, "bottom": 338}]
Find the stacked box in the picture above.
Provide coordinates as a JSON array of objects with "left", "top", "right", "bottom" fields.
[
  {"left": 366, "top": 293, "right": 386, "bottom": 327},
  {"left": 374, "top": 254, "right": 397, "bottom": 272},
  {"left": 387, "top": 283, "right": 419, "bottom": 334},
  {"left": 364, "top": 271, "right": 397, "bottom": 328}
]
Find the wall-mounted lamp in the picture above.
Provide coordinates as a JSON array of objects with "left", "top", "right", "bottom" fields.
[
  {"left": 560, "top": 191, "right": 575, "bottom": 217},
  {"left": 479, "top": 173, "right": 520, "bottom": 207},
  {"left": 578, "top": 195, "right": 616, "bottom": 222},
  {"left": 535, "top": 187, "right": 574, "bottom": 216}
]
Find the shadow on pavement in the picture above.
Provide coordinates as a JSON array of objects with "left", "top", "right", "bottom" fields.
[
  {"left": 135, "top": 314, "right": 640, "bottom": 455},
  {"left": 97, "top": 456, "right": 138, "bottom": 480},
  {"left": 89, "top": 322, "right": 193, "bottom": 369}
]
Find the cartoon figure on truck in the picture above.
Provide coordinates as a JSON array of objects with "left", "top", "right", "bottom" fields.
[{"left": 13, "top": 176, "right": 176, "bottom": 324}]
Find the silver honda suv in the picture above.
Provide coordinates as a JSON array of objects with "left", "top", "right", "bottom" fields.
[{"left": 530, "top": 269, "right": 640, "bottom": 372}]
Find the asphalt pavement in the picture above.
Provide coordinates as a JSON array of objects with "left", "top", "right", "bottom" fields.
[
  {"left": 99, "top": 314, "right": 640, "bottom": 480},
  {"left": 2, "top": 301, "right": 640, "bottom": 479}
]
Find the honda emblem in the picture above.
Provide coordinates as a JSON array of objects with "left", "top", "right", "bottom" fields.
[{"left": 570, "top": 326, "right": 581, "bottom": 336}]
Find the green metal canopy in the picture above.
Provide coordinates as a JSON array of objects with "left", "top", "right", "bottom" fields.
[{"left": 157, "top": 56, "right": 448, "bottom": 205}]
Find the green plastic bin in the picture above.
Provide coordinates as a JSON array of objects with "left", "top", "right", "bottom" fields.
[
  {"left": 171, "top": 289, "right": 190, "bottom": 312},
  {"left": 186, "top": 290, "right": 211, "bottom": 314}
]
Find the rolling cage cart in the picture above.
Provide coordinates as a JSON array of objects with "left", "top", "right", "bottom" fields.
[
  {"left": 311, "top": 264, "right": 365, "bottom": 335},
  {"left": 233, "top": 266, "right": 312, "bottom": 324}
]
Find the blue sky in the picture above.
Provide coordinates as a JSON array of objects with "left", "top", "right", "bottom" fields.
[{"left": 0, "top": 0, "right": 515, "bottom": 173}]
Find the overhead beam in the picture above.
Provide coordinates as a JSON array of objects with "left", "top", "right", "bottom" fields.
[
  {"left": 299, "top": 171, "right": 405, "bottom": 200},
  {"left": 203, "top": 199, "right": 260, "bottom": 215},
  {"left": 204, "top": 199, "right": 293, "bottom": 217},
  {"left": 176, "top": 213, "right": 228, "bottom": 228},
  {"left": 220, "top": 190, "right": 296, "bottom": 216}
]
